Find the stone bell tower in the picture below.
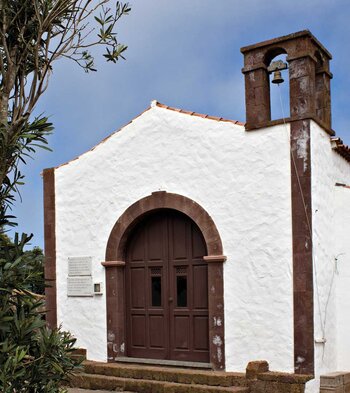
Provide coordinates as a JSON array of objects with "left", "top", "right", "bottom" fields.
[
  {"left": 241, "top": 31, "right": 333, "bottom": 375},
  {"left": 241, "top": 30, "right": 332, "bottom": 132}
]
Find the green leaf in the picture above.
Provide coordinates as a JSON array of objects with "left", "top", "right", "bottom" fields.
[{"left": 94, "top": 16, "right": 104, "bottom": 25}]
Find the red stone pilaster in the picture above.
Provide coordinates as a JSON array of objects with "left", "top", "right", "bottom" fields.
[
  {"left": 290, "top": 120, "right": 314, "bottom": 374},
  {"left": 43, "top": 168, "right": 57, "bottom": 329}
]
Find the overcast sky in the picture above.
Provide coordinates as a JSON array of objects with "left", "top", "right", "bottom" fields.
[{"left": 11, "top": 0, "right": 350, "bottom": 248}]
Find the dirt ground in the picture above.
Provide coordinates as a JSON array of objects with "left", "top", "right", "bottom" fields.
[{"left": 67, "top": 390, "right": 114, "bottom": 393}]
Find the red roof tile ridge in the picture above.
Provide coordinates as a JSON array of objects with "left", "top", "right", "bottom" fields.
[
  {"left": 153, "top": 100, "right": 245, "bottom": 126},
  {"left": 331, "top": 136, "right": 342, "bottom": 144},
  {"left": 331, "top": 136, "right": 350, "bottom": 163}
]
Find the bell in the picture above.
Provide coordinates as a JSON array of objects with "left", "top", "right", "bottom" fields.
[{"left": 271, "top": 70, "right": 284, "bottom": 84}]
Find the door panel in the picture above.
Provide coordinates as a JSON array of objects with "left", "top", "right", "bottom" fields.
[
  {"left": 130, "top": 268, "right": 146, "bottom": 308},
  {"left": 126, "top": 210, "right": 209, "bottom": 362},
  {"left": 172, "top": 217, "right": 188, "bottom": 260},
  {"left": 149, "top": 315, "right": 165, "bottom": 348},
  {"left": 174, "top": 316, "right": 190, "bottom": 349},
  {"left": 131, "top": 315, "right": 146, "bottom": 347},
  {"left": 193, "top": 265, "right": 208, "bottom": 309},
  {"left": 194, "top": 316, "right": 209, "bottom": 350}
]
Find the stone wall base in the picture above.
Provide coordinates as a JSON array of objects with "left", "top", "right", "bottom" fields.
[
  {"left": 320, "top": 372, "right": 350, "bottom": 393},
  {"left": 247, "top": 361, "right": 313, "bottom": 393}
]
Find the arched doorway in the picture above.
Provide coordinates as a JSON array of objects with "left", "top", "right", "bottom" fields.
[
  {"left": 103, "top": 191, "right": 226, "bottom": 370},
  {"left": 125, "top": 209, "right": 209, "bottom": 362}
]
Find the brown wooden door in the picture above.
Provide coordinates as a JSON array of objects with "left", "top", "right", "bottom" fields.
[{"left": 125, "top": 209, "right": 209, "bottom": 362}]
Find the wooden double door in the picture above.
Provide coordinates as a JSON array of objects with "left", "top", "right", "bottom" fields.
[{"left": 125, "top": 209, "right": 209, "bottom": 362}]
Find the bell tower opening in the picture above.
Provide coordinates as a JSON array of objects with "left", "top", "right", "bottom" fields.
[{"left": 268, "top": 53, "right": 290, "bottom": 121}]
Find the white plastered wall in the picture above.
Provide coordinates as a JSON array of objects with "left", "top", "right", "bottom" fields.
[
  {"left": 54, "top": 104, "right": 294, "bottom": 372},
  {"left": 334, "top": 183, "right": 350, "bottom": 370},
  {"left": 306, "top": 121, "right": 350, "bottom": 393}
]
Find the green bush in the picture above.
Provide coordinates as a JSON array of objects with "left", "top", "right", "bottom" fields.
[{"left": 0, "top": 233, "right": 80, "bottom": 393}]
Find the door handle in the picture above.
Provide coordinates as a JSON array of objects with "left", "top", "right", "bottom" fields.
[{"left": 168, "top": 297, "right": 173, "bottom": 302}]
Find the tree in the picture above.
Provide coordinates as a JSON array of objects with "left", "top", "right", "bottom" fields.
[
  {"left": 0, "top": 1, "right": 131, "bottom": 391},
  {"left": 0, "top": 233, "right": 45, "bottom": 294},
  {"left": 0, "top": 233, "right": 77, "bottom": 393},
  {"left": 0, "top": 0, "right": 131, "bottom": 228}
]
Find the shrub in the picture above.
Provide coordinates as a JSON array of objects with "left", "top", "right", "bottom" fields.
[{"left": 0, "top": 233, "right": 80, "bottom": 393}]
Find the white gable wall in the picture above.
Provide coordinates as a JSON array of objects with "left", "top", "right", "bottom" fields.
[
  {"left": 306, "top": 122, "right": 350, "bottom": 393},
  {"left": 331, "top": 143, "right": 350, "bottom": 371},
  {"left": 54, "top": 105, "right": 294, "bottom": 371},
  {"left": 334, "top": 184, "right": 350, "bottom": 370}
]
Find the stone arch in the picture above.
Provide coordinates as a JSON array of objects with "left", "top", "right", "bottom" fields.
[
  {"left": 102, "top": 191, "right": 226, "bottom": 370},
  {"left": 264, "top": 46, "right": 287, "bottom": 66},
  {"left": 106, "top": 191, "right": 223, "bottom": 261},
  {"left": 264, "top": 48, "right": 290, "bottom": 120}
]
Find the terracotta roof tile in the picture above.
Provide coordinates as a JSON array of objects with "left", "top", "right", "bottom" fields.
[
  {"left": 179, "top": 109, "right": 194, "bottom": 115},
  {"left": 154, "top": 101, "right": 245, "bottom": 126},
  {"left": 331, "top": 137, "right": 350, "bottom": 163}
]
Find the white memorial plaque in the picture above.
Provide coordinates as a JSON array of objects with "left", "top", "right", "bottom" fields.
[
  {"left": 67, "top": 276, "right": 93, "bottom": 297},
  {"left": 68, "top": 257, "right": 92, "bottom": 276}
]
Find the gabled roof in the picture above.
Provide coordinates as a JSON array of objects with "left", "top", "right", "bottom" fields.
[
  {"left": 153, "top": 101, "right": 245, "bottom": 126},
  {"left": 331, "top": 137, "right": 350, "bottom": 163},
  {"left": 54, "top": 100, "right": 244, "bottom": 170}
]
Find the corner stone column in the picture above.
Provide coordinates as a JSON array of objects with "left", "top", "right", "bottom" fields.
[
  {"left": 43, "top": 168, "right": 57, "bottom": 329},
  {"left": 288, "top": 56, "right": 316, "bottom": 375},
  {"left": 102, "top": 261, "right": 126, "bottom": 361},
  {"left": 290, "top": 119, "right": 314, "bottom": 375},
  {"left": 204, "top": 255, "right": 226, "bottom": 370},
  {"left": 242, "top": 66, "right": 271, "bottom": 129},
  {"left": 315, "top": 68, "right": 332, "bottom": 128},
  {"left": 288, "top": 55, "right": 316, "bottom": 119}
]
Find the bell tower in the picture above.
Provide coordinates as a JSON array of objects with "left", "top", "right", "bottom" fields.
[
  {"left": 241, "top": 31, "right": 334, "bottom": 376},
  {"left": 241, "top": 30, "right": 332, "bottom": 132}
]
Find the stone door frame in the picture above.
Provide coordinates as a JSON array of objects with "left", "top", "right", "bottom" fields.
[{"left": 102, "top": 191, "right": 226, "bottom": 370}]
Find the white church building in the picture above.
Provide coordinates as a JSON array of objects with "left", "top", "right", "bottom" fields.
[{"left": 43, "top": 31, "right": 350, "bottom": 392}]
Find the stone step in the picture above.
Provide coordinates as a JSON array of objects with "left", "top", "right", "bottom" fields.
[
  {"left": 70, "top": 372, "right": 250, "bottom": 393},
  {"left": 82, "top": 361, "right": 247, "bottom": 387}
]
